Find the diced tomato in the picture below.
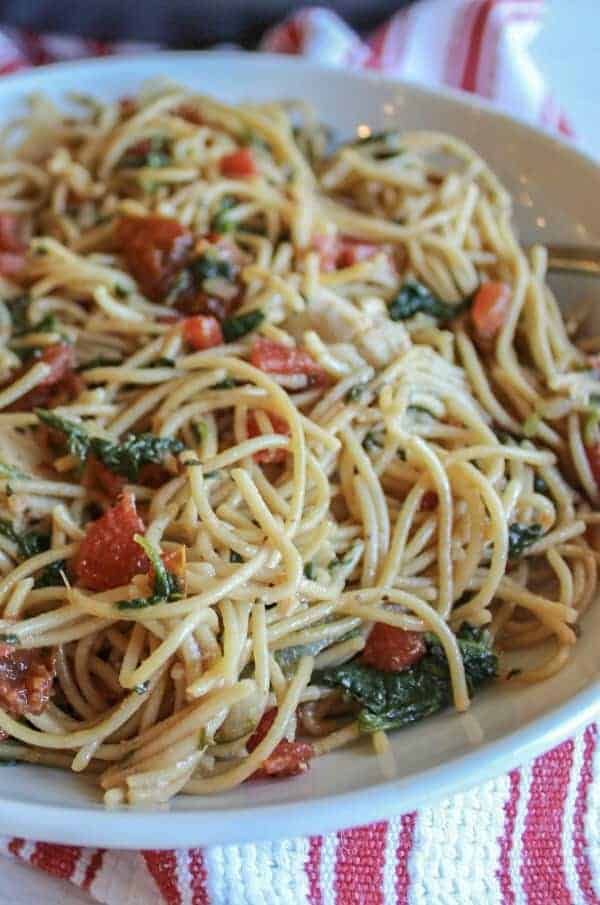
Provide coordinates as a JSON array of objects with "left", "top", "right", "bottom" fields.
[
  {"left": 161, "top": 546, "right": 186, "bottom": 581},
  {"left": 586, "top": 444, "right": 600, "bottom": 488},
  {"left": 134, "top": 545, "right": 186, "bottom": 599},
  {"left": 0, "top": 251, "right": 26, "bottom": 278},
  {"left": 84, "top": 456, "right": 125, "bottom": 501},
  {"left": 313, "top": 235, "right": 338, "bottom": 271},
  {"left": 336, "top": 238, "right": 379, "bottom": 268},
  {"left": 247, "top": 411, "right": 290, "bottom": 464},
  {"left": 247, "top": 708, "right": 314, "bottom": 779},
  {"left": 219, "top": 148, "right": 257, "bottom": 179},
  {"left": 420, "top": 491, "right": 438, "bottom": 511},
  {"left": 137, "top": 463, "right": 171, "bottom": 488},
  {"left": 116, "top": 215, "right": 192, "bottom": 301},
  {"left": 72, "top": 493, "right": 149, "bottom": 592},
  {"left": 0, "top": 644, "right": 56, "bottom": 718},
  {"left": 119, "top": 97, "right": 137, "bottom": 116},
  {"left": 38, "top": 343, "right": 77, "bottom": 387},
  {"left": 587, "top": 354, "right": 600, "bottom": 377},
  {"left": 8, "top": 343, "right": 80, "bottom": 412},
  {"left": 176, "top": 105, "right": 203, "bottom": 125},
  {"left": 182, "top": 315, "right": 223, "bottom": 350},
  {"left": 250, "top": 338, "right": 328, "bottom": 388},
  {"left": 121, "top": 138, "right": 152, "bottom": 163},
  {"left": 0, "top": 214, "right": 25, "bottom": 253},
  {"left": 170, "top": 236, "right": 245, "bottom": 319},
  {"left": 313, "top": 234, "right": 380, "bottom": 272},
  {"left": 362, "top": 624, "right": 426, "bottom": 673},
  {"left": 471, "top": 282, "right": 511, "bottom": 341}
]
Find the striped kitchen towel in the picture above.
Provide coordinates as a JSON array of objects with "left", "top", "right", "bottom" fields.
[
  {"left": 2, "top": 726, "right": 599, "bottom": 903},
  {"left": 0, "top": 3, "right": 594, "bottom": 903}
]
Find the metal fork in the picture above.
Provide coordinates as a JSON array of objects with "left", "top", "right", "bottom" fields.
[{"left": 545, "top": 245, "right": 600, "bottom": 276}]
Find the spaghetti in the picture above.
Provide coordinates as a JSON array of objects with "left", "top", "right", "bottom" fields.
[{"left": 0, "top": 80, "right": 597, "bottom": 806}]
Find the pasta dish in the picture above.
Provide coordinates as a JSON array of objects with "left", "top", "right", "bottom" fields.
[{"left": 0, "top": 81, "right": 597, "bottom": 806}]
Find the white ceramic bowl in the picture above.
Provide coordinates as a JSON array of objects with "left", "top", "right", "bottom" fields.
[{"left": 0, "top": 51, "right": 599, "bottom": 849}]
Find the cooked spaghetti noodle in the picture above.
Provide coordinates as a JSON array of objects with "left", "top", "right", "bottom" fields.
[{"left": 0, "top": 80, "right": 597, "bottom": 805}]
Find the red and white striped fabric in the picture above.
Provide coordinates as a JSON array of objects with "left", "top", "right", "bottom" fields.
[
  {"left": 0, "top": 3, "right": 594, "bottom": 902},
  {"left": 1, "top": 726, "right": 599, "bottom": 903}
]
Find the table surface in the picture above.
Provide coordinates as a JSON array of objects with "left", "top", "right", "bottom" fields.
[{"left": 1, "top": 2, "right": 600, "bottom": 901}]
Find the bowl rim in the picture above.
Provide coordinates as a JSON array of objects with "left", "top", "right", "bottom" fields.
[{"left": 0, "top": 49, "right": 598, "bottom": 848}]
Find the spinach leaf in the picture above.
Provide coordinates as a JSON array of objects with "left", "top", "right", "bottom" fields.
[
  {"left": 345, "top": 384, "right": 367, "bottom": 403},
  {"left": 0, "top": 519, "right": 50, "bottom": 559},
  {"left": 133, "top": 534, "right": 179, "bottom": 599},
  {"left": 17, "top": 530, "right": 50, "bottom": 559},
  {"left": 116, "top": 535, "right": 181, "bottom": 610},
  {"left": 533, "top": 474, "right": 549, "bottom": 496},
  {"left": 0, "top": 519, "right": 50, "bottom": 560},
  {"left": 8, "top": 296, "right": 30, "bottom": 334},
  {"left": 77, "top": 355, "right": 123, "bottom": 372},
  {"left": 0, "top": 462, "right": 28, "bottom": 481},
  {"left": 362, "top": 431, "right": 383, "bottom": 453},
  {"left": 494, "top": 428, "right": 521, "bottom": 445},
  {"left": 388, "top": 281, "right": 470, "bottom": 323},
  {"left": 35, "top": 410, "right": 184, "bottom": 481},
  {"left": 351, "top": 130, "right": 393, "bottom": 145},
  {"left": 211, "top": 196, "right": 236, "bottom": 233},
  {"left": 275, "top": 638, "right": 333, "bottom": 673},
  {"left": 189, "top": 254, "right": 235, "bottom": 283},
  {"left": 0, "top": 633, "right": 18, "bottom": 645},
  {"left": 34, "top": 559, "right": 67, "bottom": 588},
  {"left": 35, "top": 411, "right": 90, "bottom": 460},
  {"left": 350, "top": 130, "right": 405, "bottom": 160},
  {"left": 89, "top": 434, "right": 184, "bottom": 482},
  {"left": 316, "top": 624, "right": 497, "bottom": 734},
  {"left": 119, "top": 135, "right": 171, "bottom": 169},
  {"left": 222, "top": 309, "right": 264, "bottom": 342},
  {"left": 167, "top": 251, "right": 236, "bottom": 305},
  {"left": 275, "top": 628, "right": 360, "bottom": 676},
  {"left": 507, "top": 523, "right": 544, "bottom": 560},
  {"left": 241, "top": 130, "right": 271, "bottom": 152},
  {"left": 8, "top": 296, "right": 61, "bottom": 340},
  {"left": 303, "top": 561, "right": 317, "bottom": 580},
  {"left": 212, "top": 377, "right": 240, "bottom": 390}
]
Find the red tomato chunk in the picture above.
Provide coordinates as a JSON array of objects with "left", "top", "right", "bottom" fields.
[
  {"left": 219, "top": 148, "right": 257, "bottom": 179},
  {"left": 362, "top": 624, "right": 426, "bottom": 673},
  {"left": 9, "top": 343, "right": 80, "bottom": 412},
  {"left": 0, "top": 252, "right": 26, "bottom": 278},
  {"left": 72, "top": 493, "right": 149, "bottom": 592},
  {"left": 0, "top": 214, "right": 26, "bottom": 278},
  {"left": 471, "top": 281, "right": 511, "bottom": 341},
  {"left": 84, "top": 456, "right": 125, "bottom": 502},
  {"left": 314, "top": 234, "right": 380, "bottom": 272},
  {"left": 0, "top": 644, "right": 56, "bottom": 719},
  {"left": 116, "top": 215, "right": 192, "bottom": 301},
  {"left": 247, "top": 709, "right": 314, "bottom": 779},
  {"left": 250, "top": 338, "right": 328, "bottom": 387},
  {"left": 38, "top": 343, "right": 77, "bottom": 387},
  {"left": 586, "top": 444, "right": 600, "bottom": 488},
  {"left": 0, "top": 214, "right": 25, "bottom": 253},
  {"left": 420, "top": 491, "right": 438, "bottom": 511},
  {"left": 182, "top": 315, "right": 223, "bottom": 350},
  {"left": 176, "top": 105, "right": 203, "bottom": 125},
  {"left": 247, "top": 411, "right": 290, "bottom": 464}
]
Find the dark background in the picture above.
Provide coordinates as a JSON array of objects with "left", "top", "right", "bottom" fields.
[{"left": 0, "top": 1, "right": 415, "bottom": 47}]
